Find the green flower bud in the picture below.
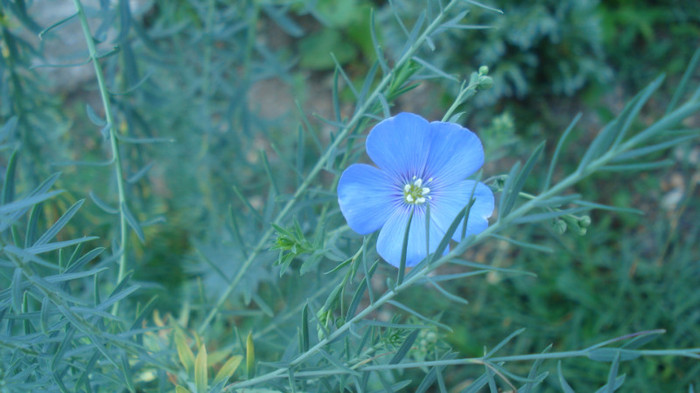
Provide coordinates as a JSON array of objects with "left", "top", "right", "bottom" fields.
[
  {"left": 479, "top": 65, "right": 489, "bottom": 75},
  {"left": 554, "top": 219, "right": 567, "bottom": 234},
  {"left": 579, "top": 215, "right": 591, "bottom": 227},
  {"left": 478, "top": 75, "right": 494, "bottom": 90}
]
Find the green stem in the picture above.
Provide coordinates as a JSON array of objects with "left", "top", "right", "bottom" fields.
[
  {"left": 441, "top": 78, "right": 479, "bottom": 122},
  {"left": 196, "top": 0, "right": 464, "bottom": 335},
  {"left": 72, "top": 0, "right": 130, "bottom": 315},
  {"left": 226, "top": 346, "right": 700, "bottom": 384}
]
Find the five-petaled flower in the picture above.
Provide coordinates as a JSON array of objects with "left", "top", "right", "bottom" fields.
[{"left": 337, "top": 112, "right": 494, "bottom": 267}]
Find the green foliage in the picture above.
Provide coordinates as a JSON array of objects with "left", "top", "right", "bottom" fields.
[
  {"left": 599, "top": 0, "right": 700, "bottom": 88},
  {"left": 0, "top": 0, "right": 698, "bottom": 392},
  {"left": 382, "top": 0, "right": 611, "bottom": 108}
]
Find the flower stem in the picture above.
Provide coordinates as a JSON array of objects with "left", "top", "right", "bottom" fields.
[{"left": 72, "top": 0, "right": 130, "bottom": 315}]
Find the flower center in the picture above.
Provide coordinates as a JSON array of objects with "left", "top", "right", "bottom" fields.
[{"left": 403, "top": 176, "right": 432, "bottom": 205}]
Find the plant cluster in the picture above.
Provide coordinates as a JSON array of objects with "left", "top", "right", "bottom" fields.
[{"left": 0, "top": 0, "right": 698, "bottom": 392}]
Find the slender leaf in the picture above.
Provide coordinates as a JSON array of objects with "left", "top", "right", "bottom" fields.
[
  {"left": 34, "top": 199, "right": 85, "bottom": 247},
  {"left": 195, "top": 344, "right": 208, "bottom": 393},
  {"left": 214, "top": 355, "right": 243, "bottom": 385},
  {"left": 544, "top": 113, "right": 580, "bottom": 191},
  {"left": 121, "top": 202, "right": 145, "bottom": 243},
  {"left": 558, "top": 361, "right": 576, "bottom": 393},
  {"left": 390, "top": 329, "right": 421, "bottom": 364}
]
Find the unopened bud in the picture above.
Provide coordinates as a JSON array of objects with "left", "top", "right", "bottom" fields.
[
  {"left": 554, "top": 219, "right": 567, "bottom": 234},
  {"left": 579, "top": 215, "right": 591, "bottom": 227},
  {"left": 478, "top": 75, "right": 494, "bottom": 90}
]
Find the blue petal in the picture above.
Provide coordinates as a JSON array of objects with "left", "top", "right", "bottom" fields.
[
  {"left": 365, "top": 113, "right": 432, "bottom": 180},
  {"left": 423, "top": 121, "right": 484, "bottom": 188},
  {"left": 429, "top": 180, "right": 494, "bottom": 241},
  {"left": 338, "top": 164, "right": 398, "bottom": 235},
  {"left": 376, "top": 205, "right": 446, "bottom": 268}
]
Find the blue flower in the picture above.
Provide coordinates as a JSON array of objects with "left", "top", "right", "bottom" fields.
[{"left": 337, "top": 112, "right": 495, "bottom": 267}]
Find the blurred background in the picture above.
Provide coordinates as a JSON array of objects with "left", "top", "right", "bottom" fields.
[{"left": 1, "top": 0, "right": 698, "bottom": 390}]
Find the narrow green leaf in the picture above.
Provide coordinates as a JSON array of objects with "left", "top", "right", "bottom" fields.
[
  {"left": 502, "top": 141, "right": 545, "bottom": 217},
  {"left": 390, "top": 329, "right": 420, "bottom": 364},
  {"left": 484, "top": 328, "right": 526, "bottom": 358},
  {"left": 464, "top": 0, "right": 504, "bottom": 14},
  {"left": 620, "top": 329, "right": 665, "bottom": 349},
  {"left": 65, "top": 247, "right": 105, "bottom": 273},
  {"left": 558, "top": 361, "right": 576, "bottom": 393},
  {"left": 520, "top": 344, "right": 552, "bottom": 393},
  {"left": 624, "top": 101, "right": 700, "bottom": 151},
  {"left": 599, "top": 160, "right": 674, "bottom": 172},
  {"left": 489, "top": 234, "right": 553, "bottom": 253},
  {"left": 595, "top": 376, "right": 626, "bottom": 393},
  {"left": 100, "top": 284, "right": 140, "bottom": 310},
  {"left": 387, "top": 300, "right": 452, "bottom": 331},
  {"left": 246, "top": 331, "right": 255, "bottom": 379},
  {"left": 26, "top": 236, "right": 98, "bottom": 254},
  {"left": 2, "top": 149, "right": 19, "bottom": 203},
  {"left": 0, "top": 190, "right": 63, "bottom": 216},
  {"left": 667, "top": 48, "right": 700, "bottom": 113},
  {"left": 427, "top": 279, "right": 469, "bottom": 305},
  {"left": 612, "top": 74, "right": 665, "bottom": 149},
  {"left": 45, "top": 266, "right": 109, "bottom": 283},
  {"left": 533, "top": 194, "right": 582, "bottom": 208},
  {"left": 213, "top": 355, "right": 243, "bottom": 385},
  {"left": 12, "top": 268, "right": 22, "bottom": 313},
  {"left": 40, "top": 297, "right": 50, "bottom": 334},
  {"left": 577, "top": 119, "right": 621, "bottom": 174},
  {"left": 175, "top": 331, "right": 195, "bottom": 374},
  {"left": 299, "top": 302, "right": 310, "bottom": 352},
  {"left": 544, "top": 113, "right": 580, "bottom": 191},
  {"left": 332, "top": 65, "right": 342, "bottom": 124},
  {"left": 233, "top": 185, "right": 263, "bottom": 223},
  {"left": 195, "top": 344, "right": 208, "bottom": 393},
  {"left": 34, "top": 199, "right": 85, "bottom": 247},
  {"left": 604, "top": 351, "right": 621, "bottom": 393},
  {"left": 347, "top": 260, "right": 378, "bottom": 319},
  {"left": 461, "top": 371, "right": 490, "bottom": 393},
  {"left": 397, "top": 209, "right": 415, "bottom": 285},
  {"left": 89, "top": 191, "right": 119, "bottom": 214},
  {"left": 175, "top": 386, "right": 191, "bottom": 393},
  {"left": 24, "top": 203, "right": 44, "bottom": 248},
  {"left": 130, "top": 295, "right": 158, "bottom": 331},
  {"left": 319, "top": 349, "right": 360, "bottom": 376},
  {"left": 612, "top": 134, "right": 698, "bottom": 162},
  {"left": 412, "top": 56, "right": 458, "bottom": 81},
  {"left": 0, "top": 116, "right": 18, "bottom": 140},
  {"left": 511, "top": 207, "right": 590, "bottom": 225},
  {"left": 259, "top": 149, "right": 279, "bottom": 195},
  {"left": 430, "top": 201, "right": 469, "bottom": 265},
  {"left": 370, "top": 9, "right": 388, "bottom": 74},
  {"left": 120, "top": 353, "right": 135, "bottom": 393},
  {"left": 127, "top": 162, "right": 154, "bottom": 184},
  {"left": 573, "top": 200, "right": 644, "bottom": 215},
  {"left": 86, "top": 103, "right": 106, "bottom": 126},
  {"left": 498, "top": 161, "right": 521, "bottom": 220},
  {"left": 122, "top": 202, "right": 145, "bottom": 243}
]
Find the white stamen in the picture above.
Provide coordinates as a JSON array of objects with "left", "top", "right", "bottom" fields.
[
  {"left": 415, "top": 178, "right": 422, "bottom": 187},
  {"left": 422, "top": 187, "right": 431, "bottom": 195},
  {"left": 416, "top": 197, "right": 426, "bottom": 204},
  {"left": 406, "top": 194, "right": 414, "bottom": 202}
]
